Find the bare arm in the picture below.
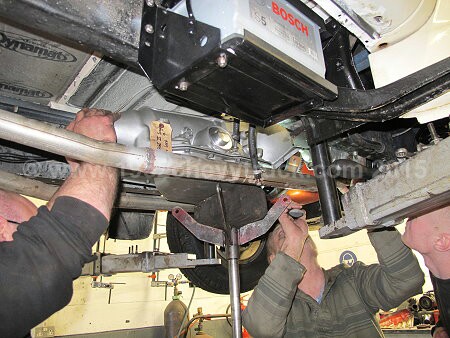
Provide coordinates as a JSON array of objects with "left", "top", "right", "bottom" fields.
[
  {"left": 0, "top": 108, "right": 119, "bottom": 336},
  {"left": 48, "top": 163, "right": 118, "bottom": 220},
  {"left": 47, "top": 108, "right": 119, "bottom": 220}
]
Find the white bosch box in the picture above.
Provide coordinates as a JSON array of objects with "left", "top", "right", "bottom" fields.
[{"left": 171, "top": 0, "right": 326, "bottom": 77}]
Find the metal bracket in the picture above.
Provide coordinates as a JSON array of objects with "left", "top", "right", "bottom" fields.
[
  {"left": 91, "top": 281, "right": 115, "bottom": 289},
  {"left": 238, "top": 195, "right": 292, "bottom": 245},
  {"left": 319, "top": 137, "right": 450, "bottom": 238},
  {"left": 153, "top": 233, "right": 167, "bottom": 240},
  {"left": 307, "top": 57, "right": 450, "bottom": 122},
  {"left": 171, "top": 195, "right": 292, "bottom": 246},
  {"left": 172, "top": 207, "right": 226, "bottom": 246},
  {"left": 81, "top": 252, "right": 221, "bottom": 275},
  {"left": 138, "top": 2, "right": 221, "bottom": 88}
]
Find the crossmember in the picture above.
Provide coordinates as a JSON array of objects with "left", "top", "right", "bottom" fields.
[
  {"left": 81, "top": 252, "right": 221, "bottom": 276},
  {"left": 320, "top": 137, "right": 450, "bottom": 238},
  {"left": 171, "top": 195, "right": 292, "bottom": 247}
]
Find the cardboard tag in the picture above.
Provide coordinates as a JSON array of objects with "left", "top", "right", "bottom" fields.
[{"left": 150, "top": 121, "right": 172, "bottom": 151}]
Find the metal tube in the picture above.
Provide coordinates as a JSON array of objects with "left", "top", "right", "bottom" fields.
[
  {"left": 204, "top": 243, "right": 216, "bottom": 259},
  {"left": 228, "top": 228, "right": 242, "bottom": 338},
  {"left": 0, "top": 169, "right": 195, "bottom": 212},
  {"left": 0, "top": 109, "right": 317, "bottom": 190},
  {"left": 0, "top": 169, "right": 57, "bottom": 201},
  {"left": 181, "top": 314, "right": 232, "bottom": 338},
  {"left": 323, "top": 24, "right": 365, "bottom": 90},
  {"left": 427, "top": 122, "right": 440, "bottom": 143},
  {"left": 232, "top": 119, "right": 240, "bottom": 149},
  {"left": 248, "top": 125, "right": 261, "bottom": 179},
  {"left": 310, "top": 142, "right": 342, "bottom": 225},
  {"left": 216, "top": 183, "right": 242, "bottom": 337},
  {"left": 118, "top": 193, "right": 195, "bottom": 212}
]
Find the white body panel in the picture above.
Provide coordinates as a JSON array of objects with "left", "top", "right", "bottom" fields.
[{"left": 369, "top": 0, "right": 450, "bottom": 123}]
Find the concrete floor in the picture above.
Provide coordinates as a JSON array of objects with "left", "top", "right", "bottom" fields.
[
  {"left": 54, "top": 319, "right": 232, "bottom": 338},
  {"left": 54, "top": 325, "right": 431, "bottom": 338}
]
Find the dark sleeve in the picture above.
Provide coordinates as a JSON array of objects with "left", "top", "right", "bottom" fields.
[
  {"left": 431, "top": 273, "right": 450, "bottom": 336},
  {"left": 0, "top": 197, "right": 108, "bottom": 338},
  {"left": 431, "top": 320, "right": 443, "bottom": 336}
]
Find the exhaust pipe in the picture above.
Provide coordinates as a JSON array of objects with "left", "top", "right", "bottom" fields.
[
  {"left": 0, "top": 169, "right": 195, "bottom": 212},
  {"left": 0, "top": 109, "right": 317, "bottom": 191}
]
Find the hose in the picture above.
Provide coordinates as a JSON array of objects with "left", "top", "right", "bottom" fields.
[
  {"left": 175, "top": 285, "right": 196, "bottom": 338},
  {"left": 232, "top": 119, "right": 240, "bottom": 148},
  {"left": 180, "top": 314, "right": 231, "bottom": 338},
  {"left": 248, "top": 125, "right": 261, "bottom": 180}
]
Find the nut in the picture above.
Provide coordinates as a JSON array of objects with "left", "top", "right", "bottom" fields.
[
  {"left": 144, "top": 24, "right": 154, "bottom": 34},
  {"left": 216, "top": 53, "right": 228, "bottom": 68}
]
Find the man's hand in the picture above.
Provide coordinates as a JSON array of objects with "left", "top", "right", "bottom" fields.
[
  {"left": 66, "top": 108, "right": 118, "bottom": 142},
  {"left": 278, "top": 202, "right": 308, "bottom": 262},
  {"left": 65, "top": 108, "right": 118, "bottom": 171},
  {"left": 434, "top": 327, "right": 449, "bottom": 338},
  {"left": 47, "top": 108, "right": 119, "bottom": 219}
]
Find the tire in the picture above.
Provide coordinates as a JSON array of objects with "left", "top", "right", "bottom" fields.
[
  {"left": 108, "top": 211, "right": 154, "bottom": 240},
  {"left": 166, "top": 214, "right": 269, "bottom": 294}
]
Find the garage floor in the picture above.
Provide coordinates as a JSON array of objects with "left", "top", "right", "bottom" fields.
[
  {"left": 52, "top": 319, "right": 232, "bottom": 338},
  {"left": 50, "top": 325, "right": 430, "bottom": 338}
]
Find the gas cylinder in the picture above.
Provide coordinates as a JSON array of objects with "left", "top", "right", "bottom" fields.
[{"left": 164, "top": 286, "right": 188, "bottom": 338}]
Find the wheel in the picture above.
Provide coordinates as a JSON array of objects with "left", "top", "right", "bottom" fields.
[
  {"left": 166, "top": 213, "right": 269, "bottom": 294},
  {"left": 108, "top": 211, "right": 154, "bottom": 240}
]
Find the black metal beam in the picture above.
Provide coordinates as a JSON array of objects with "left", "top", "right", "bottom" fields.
[
  {"left": 0, "top": 0, "right": 143, "bottom": 68},
  {"left": 310, "top": 142, "right": 342, "bottom": 225},
  {"left": 0, "top": 95, "right": 74, "bottom": 125},
  {"left": 323, "top": 20, "right": 365, "bottom": 90},
  {"left": 306, "top": 57, "right": 450, "bottom": 122}
]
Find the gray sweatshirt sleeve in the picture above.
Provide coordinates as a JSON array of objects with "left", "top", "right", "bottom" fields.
[
  {"left": 353, "top": 228, "right": 425, "bottom": 312},
  {"left": 242, "top": 252, "right": 306, "bottom": 338},
  {"left": 0, "top": 197, "right": 108, "bottom": 338}
]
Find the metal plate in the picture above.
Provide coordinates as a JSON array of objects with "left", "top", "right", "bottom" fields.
[{"left": 195, "top": 183, "right": 268, "bottom": 229}]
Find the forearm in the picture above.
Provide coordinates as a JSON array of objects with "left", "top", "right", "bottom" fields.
[
  {"left": 369, "top": 228, "right": 424, "bottom": 286},
  {"left": 357, "top": 228, "right": 424, "bottom": 311},
  {"left": 48, "top": 163, "right": 118, "bottom": 220},
  {"left": 242, "top": 253, "right": 305, "bottom": 338}
]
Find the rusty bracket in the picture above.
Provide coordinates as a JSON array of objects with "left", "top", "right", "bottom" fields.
[
  {"left": 171, "top": 195, "right": 292, "bottom": 247},
  {"left": 238, "top": 195, "right": 292, "bottom": 245},
  {"left": 172, "top": 207, "right": 226, "bottom": 246},
  {"left": 81, "top": 252, "right": 221, "bottom": 275}
]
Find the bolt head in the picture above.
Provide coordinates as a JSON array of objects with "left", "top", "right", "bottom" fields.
[
  {"left": 145, "top": 24, "right": 154, "bottom": 34},
  {"left": 178, "top": 81, "right": 189, "bottom": 91},
  {"left": 217, "top": 53, "right": 228, "bottom": 68},
  {"left": 395, "top": 148, "right": 408, "bottom": 158}
]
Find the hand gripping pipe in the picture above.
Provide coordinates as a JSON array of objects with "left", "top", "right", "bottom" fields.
[{"left": 0, "top": 109, "right": 317, "bottom": 190}]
